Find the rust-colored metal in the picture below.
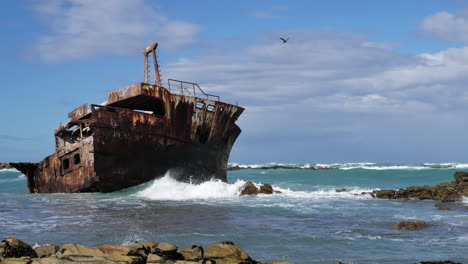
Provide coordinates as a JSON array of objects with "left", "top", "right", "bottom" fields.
[{"left": 12, "top": 43, "right": 244, "bottom": 193}]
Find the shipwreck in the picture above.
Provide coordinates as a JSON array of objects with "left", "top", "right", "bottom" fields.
[{"left": 12, "top": 43, "right": 244, "bottom": 193}]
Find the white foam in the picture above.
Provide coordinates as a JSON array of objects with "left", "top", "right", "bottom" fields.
[
  {"left": 0, "top": 168, "right": 20, "bottom": 172},
  {"left": 340, "top": 165, "right": 430, "bottom": 170},
  {"left": 462, "top": 197, "right": 468, "bottom": 203},
  {"left": 135, "top": 173, "right": 247, "bottom": 201},
  {"left": 135, "top": 172, "right": 373, "bottom": 202},
  {"left": 274, "top": 186, "right": 373, "bottom": 200}
]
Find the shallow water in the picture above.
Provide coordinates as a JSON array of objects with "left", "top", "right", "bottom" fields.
[{"left": 1, "top": 163, "right": 467, "bottom": 264}]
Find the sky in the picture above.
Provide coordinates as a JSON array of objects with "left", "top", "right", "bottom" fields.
[{"left": 2, "top": 0, "right": 468, "bottom": 163}]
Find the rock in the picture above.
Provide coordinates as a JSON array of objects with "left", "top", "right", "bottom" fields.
[
  {"left": 138, "top": 241, "right": 159, "bottom": 254},
  {"left": 240, "top": 182, "right": 259, "bottom": 195},
  {"left": 335, "top": 188, "right": 347, "bottom": 193},
  {"left": 0, "top": 162, "right": 12, "bottom": 169},
  {"left": 55, "top": 243, "right": 105, "bottom": 259},
  {"left": 0, "top": 238, "right": 38, "bottom": 258},
  {"left": 180, "top": 245, "right": 203, "bottom": 261},
  {"left": 391, "top": 221, "right": 432, "bottom": 230},
  {"left": 372, "top": 189, "right": 396, "bottom": 199},
  {"left": 104, "top": 254, "right": 143, "bottom": 264},
  {"left": 2, "top": 257, "right": 32, "bottom": 264},
  {"left": 98, "top": 244, "right": 133, "bottom": 256},
  {"left": 204, "top": 243, "right": 250, "bottom": 263},
  {"left": 30, "top": 256, "right": 62, "bottom": 264},
  {"left": 405, "top": 186, "right": 433, "bottom": 200},
  {"left": 34, "top": 245, "right": 59, "bottom": 258},
  {"left": 432, "top": 183, "right": 461, "bottom": 202},
  {"left": 453, "top": 171, "right": 468, "bottom": 185},
  {"left": 154, "top": 242, "right": 180, "bottom": 260},
  {"left": 127, "top": 242, "right": 150, "bottom": 258},
  {"left": 259, "top": 184, "right": 274, "bottom": 194},
  {"left": 147, "top": 253, "right": 164, "bottom": 263},
  {"left": 155, "top": 242, "right": 177, "bottom": 253}
]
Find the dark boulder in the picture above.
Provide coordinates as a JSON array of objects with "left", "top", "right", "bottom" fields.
[
  {"left": 259, "top": 184, "right": 274, "bottom": 194},
  {"left": 240, "top": 182, "right": 259, "bottom": 195},
  {"left": 0, "top": 238, "right": 37, "bottom": 258}
]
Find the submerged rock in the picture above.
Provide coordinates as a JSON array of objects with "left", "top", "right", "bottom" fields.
[
  {"left": 391, "top": 221, "right": 432, "bottom": 230},
  {"left": 434, "top": 204, "right": 451, "bottom": 211}
]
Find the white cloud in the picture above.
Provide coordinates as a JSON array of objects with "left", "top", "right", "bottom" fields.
[
  {"left": 33, "top": 0, "right": 200, "bottom": 63},
  {"left": 162, "top": 29, "right": 468, "bottom": 162},
  {"left": 421, "top": 10, "right": 468, "bottom": 42}
]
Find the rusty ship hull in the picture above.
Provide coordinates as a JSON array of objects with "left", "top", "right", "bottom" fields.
[{"left": 12, "top": 43, "right": 244, "bottom": 193}]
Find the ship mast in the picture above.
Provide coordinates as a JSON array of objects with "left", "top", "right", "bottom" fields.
[{"left": 142, "top": 42, "right": 161, "bottom": 86}]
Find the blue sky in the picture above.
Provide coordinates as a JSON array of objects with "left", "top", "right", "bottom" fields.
[{"left": 2, "top": 0, "right": 468, "bottom": 163}]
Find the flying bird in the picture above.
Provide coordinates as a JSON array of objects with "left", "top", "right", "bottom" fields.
[{"left": 280, "top": 37, "right": 290, "bottom": 43}]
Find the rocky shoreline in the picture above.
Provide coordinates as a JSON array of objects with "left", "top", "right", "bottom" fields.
[
  {"left": 0, "top": 237, "right": 461, "bottom": 264},
  {"left": 0, "top": 237, "right": 292, "bottom": 264},
  {"left": 368, "top": 172, "right": 468, "bottom": 202}
]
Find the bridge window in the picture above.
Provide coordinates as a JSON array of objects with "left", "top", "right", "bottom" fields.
[
  {"left": 73, "top": 154, "right": 81, "bottom": 165},
  {"left": 63, "top": 159, "right": 70, "bottom": 170}
]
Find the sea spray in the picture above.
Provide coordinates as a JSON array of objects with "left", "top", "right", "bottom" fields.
[{"left": 135, "top": 173, "right": 247, "bottom": 200}]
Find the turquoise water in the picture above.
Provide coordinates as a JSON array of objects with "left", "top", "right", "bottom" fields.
[{"left": 1, "top": 163, "right": 468, "bottom": 264}]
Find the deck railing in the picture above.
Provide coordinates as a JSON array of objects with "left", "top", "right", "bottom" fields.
[{"left": 167, "top": 79, "right": 220, "bottom": 101}]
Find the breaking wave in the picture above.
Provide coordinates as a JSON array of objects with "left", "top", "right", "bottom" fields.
[
  {"left": 228, "top": 162, "right": 468, "bottom": 171},
  {"left": 134, "top": 172, "right": 372, "bottom": 201},
  {"left": 135, "top": 173, "right": 246, "bottom": 200}
]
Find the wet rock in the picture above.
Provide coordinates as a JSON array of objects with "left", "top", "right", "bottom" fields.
[
  {"left": 0, "top": 237, "right": 38, "bottom": 258},
  {"left": 259, "top": 184, "right": 274, "bottom": 194},
  {"left": 335, "top": 188, "right": 347, "bottom": 193},
  {"left": 240, "top": 182, "right": 278, "bottom": 196},
  {"left": 34, "top": 245, "right": 59, "bottom": 258},
  {"left": 180, "top": 245, "right": 203, "bottom": 261},
  {"left": 391, "top": 221, "right": 432, "bottom": 230},
  {"left": 432, "top": 183, "right": 461, "bottom": 202},
  {"left": 372, "top": 189, "right": 396, "bottom": 199},
  {"left": 240, "top": 182, "right": 259, "bottom": 195},
  {"left": 405, "top": 186, "right": 433, "bottom": 200}
]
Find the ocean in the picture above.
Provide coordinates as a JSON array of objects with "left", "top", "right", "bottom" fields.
[{"left": 1, "top": 163, "right": 468, "bottom": 264}]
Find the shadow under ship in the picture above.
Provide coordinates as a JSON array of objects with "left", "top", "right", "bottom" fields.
[{"left": 12, "top": 43, "right": 244, "bottom": 193}]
